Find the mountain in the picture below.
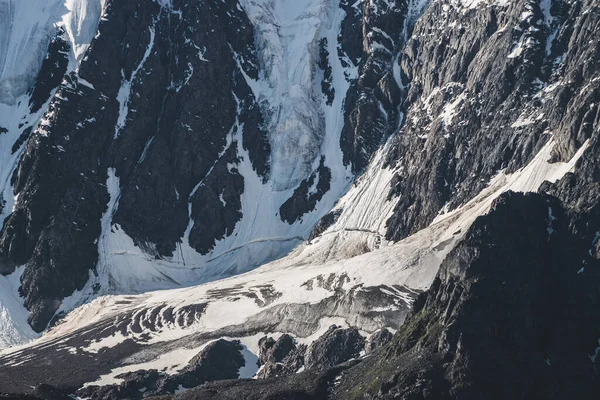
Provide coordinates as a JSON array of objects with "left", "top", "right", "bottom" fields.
[{"left": 0, "top": 0, "right": 598, "bottom": 398}]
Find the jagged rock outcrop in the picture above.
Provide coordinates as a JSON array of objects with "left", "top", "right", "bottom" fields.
[
  {"left": 0, "top": 0, "right": 266, "bottom": 331},
  {"left": 304, "top": 325, "right": 365, "bottom": 371},
  {"left": 339, "top": 0, "right": 407, "bottom": 173},
  {"left": 78, "top": 339, "right": 245, "bottom": 399},
  {"left": 365, "top": 328, "right": 393, "bottom": 354},
  {"left": 256, "top": 334, "right": 306, "bottom": 379},
  {"left": 0, "top": 1, "right": 599, "bottom": 399},
  {"left": 332, "top": 190, "right": 600, "bottom": 399}
]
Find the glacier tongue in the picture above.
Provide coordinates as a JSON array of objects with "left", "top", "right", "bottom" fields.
[{"left": 9, "top": 131, "right": 588, "bottom": 387}]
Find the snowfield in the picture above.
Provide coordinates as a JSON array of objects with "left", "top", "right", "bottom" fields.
[{"left": 0, "top": 131, "right": 589, "bottom": 385}]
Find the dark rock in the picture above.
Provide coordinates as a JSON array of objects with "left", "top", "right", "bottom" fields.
[
  {"left": 152, "top": 363, "right": 358, "bottom": 400},
  {"left": 256, "top": 334, "right": 306, "bottom": 379},
  {"left": 258, "top": 334, "right": 296, "bottom": 365},
  {"left": 318, "top": 38, "right": 335, "bottom": 105},
  {"left": 28, "top": 29, "right": 70, "bottom": 113},
  {"left": 165, "top": 186, "right": 600, "bottom": 399},
  {"left": 384, "top": 0, "right": 600, "bottom": 244},
  {"left": 365, "top": 328, "right": 393, "bottom": 353},
  {"left": 280, "top": 157, "right": 332, "bottom": 224},
  {"left": 0, "top": 0, "right": 267, "bottom": 330},
  {"left": 304, "top": 325, "right": 365, "bottom": 371},
  {"left": 331, "top": 190, "right": 600, "bottom": 399},
  {"left": 11, "top": 127, "right": 33, "bottom": 155},
  {"left": 339, "top": 0, "right": 408, "bottom": 173},
  {"left": 308, "top": 209, "right": 342, "bottom": 241}
]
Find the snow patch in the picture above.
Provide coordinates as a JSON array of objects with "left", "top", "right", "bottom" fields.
[
  {"left": 115, "top": 25, "right": 155, "bottom": 139},
  {"left": 0, "top": 267, "right": 39, "bottom": 349}
]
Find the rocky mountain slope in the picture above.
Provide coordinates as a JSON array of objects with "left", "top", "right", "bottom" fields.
[{"left": 0, "top": 0, "right": 599, "bottom": 398}]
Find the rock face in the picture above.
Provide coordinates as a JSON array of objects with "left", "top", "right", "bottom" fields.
[
  {"left": 256, "top": 334, "right": 306, "bottom": 379},
  {"left": 0, "top": 0, "right": 416, "bottom": 334},
  {"left": 338, "top": 0, "right": 408, "bottom": 173},
  {"left": 0, "top": 0, "right": 274, "bottom": 331},
  {"left": 304, "top": 325, "right": 365, "bottom": 371},
  {"left": 365, "top": 328, "right": 393, "bottom": 354},
  {"left": 383, "top": 0, "right": 600, "bottom": 243},
  {"left": 331, "top": 190, "right": 600, "bottom": 400}
]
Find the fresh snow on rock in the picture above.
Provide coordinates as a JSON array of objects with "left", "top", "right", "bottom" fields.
[{"left": 0, "top": 0, "right": 106, "bottom": 348}]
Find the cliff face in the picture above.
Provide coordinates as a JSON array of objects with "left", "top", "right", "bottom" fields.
[{"left": 0, "top": 0, "right": 599, "bottom": 398}]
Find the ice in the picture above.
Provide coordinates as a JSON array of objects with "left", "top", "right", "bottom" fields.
[
  {"left": 61, "top": 0, "right": 107, "bottom": 66},
  {"left": 0, "top": 267, "right": 39, "bottom": 348},
  {"left": 48, "top": 1, "right": 356, "bottom": 305},
  {"left": 1, "top": 0, "right": 591, "bottom": 354},
  {"left": 2, "top": 129, "right": 588, "bottom": 377},
  {"left": 239, "top": 0, "right": 334, "bottom": 191},
  {"left": 0, "top": 3, "right": 106, "bottom": 348},
  {"left": 29, "top": 133, "right": 590, "bottom": 350},
  {"left": 0, "top": 0, "right": 105, "bottom": 105}
]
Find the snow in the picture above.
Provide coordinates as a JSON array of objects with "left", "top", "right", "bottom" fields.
[
  {"left": 61, "top": 0, "right": 107, "bottom": 66},
  {"left": 45, "top": 139, "right": 592, "bottom": 340},
  {"left": 3, "top": 125, "right": 589, "bottom": 381},
  {"left": 0, "top": 267, "right": 39, "bottom": 349},
  {"left": 440, "top": 92, "right": 466, "bottom": 128},
  {"left": 77, "top": 77, "right": 96, "bottom": 90},
  {"left": 0, "top": 0, "right": 105, "bottom": 105},
  {"left": 0, "top": 38, "right": 76, "bottom": 350},
  {"left": 115, "top": 25, "right": 155, "bottom": 139},
  {"left": 238, "top": 344, "right": 260, "bottom": 378},
  {"left": 0, "top": 0, "right": 593, "bottom": 359},
  {"left": 83, "top": 343, "right": 210, "bottom": 387},
  {"left": 449, "top": 0, "right": 511, "bottom": 11},
  {"left": 0, "top": 1, "right": 108, "bottom": 348}
]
